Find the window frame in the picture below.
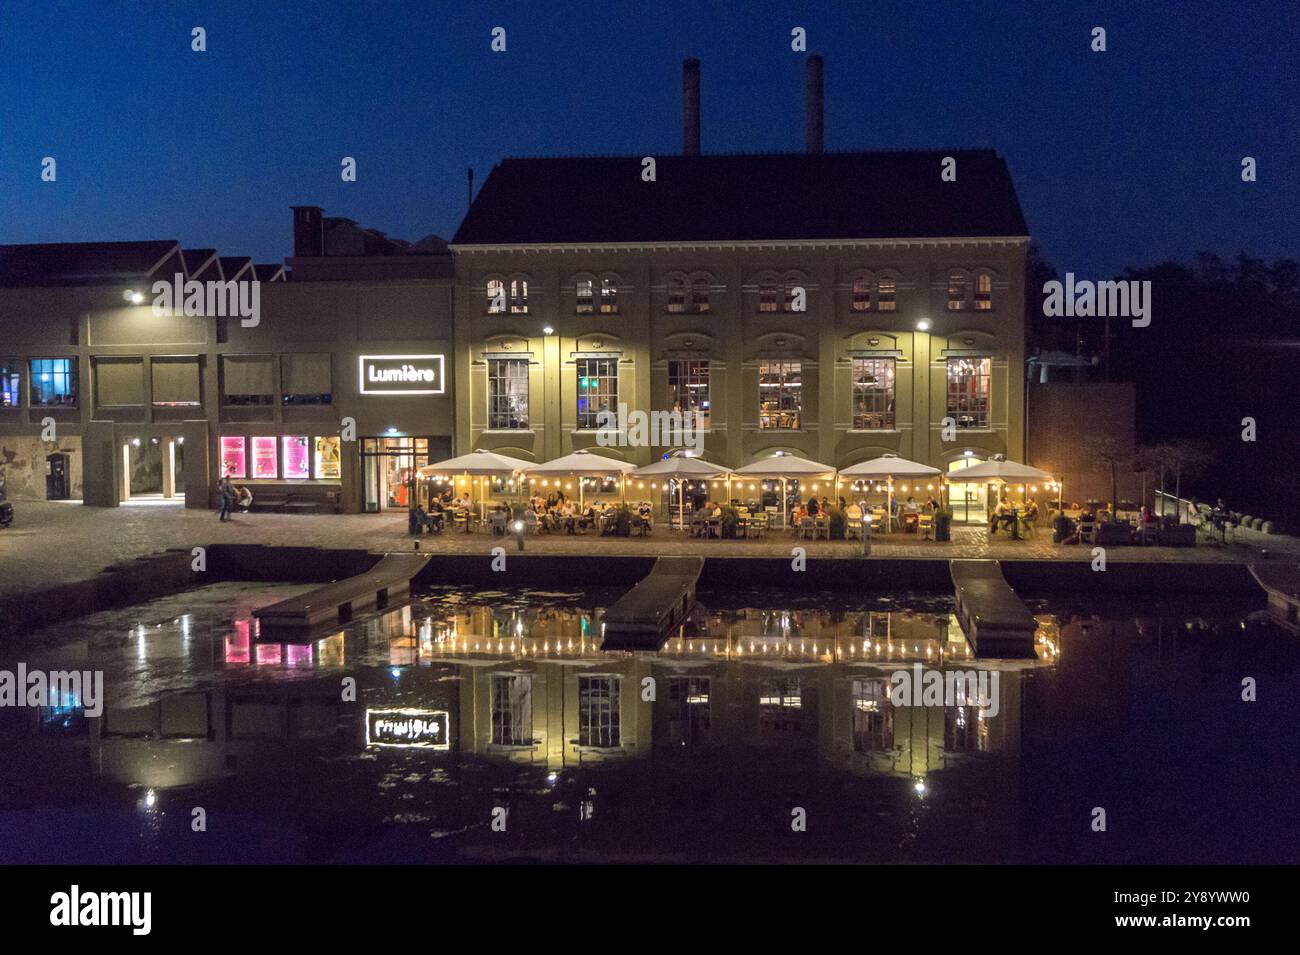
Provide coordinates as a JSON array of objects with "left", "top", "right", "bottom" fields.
[
  {"left": 578, "top": 674, "right": 621, "bottom": 748},
  {"left": 667, "top": 359, "right": 710, "bottom": 430},
  {"left": 851, "top": 356, "right": 896, "bottom": 430},
  {"left": 758, "top": 359, "right": 802, "bottom": 430},
  {"left": 486, "top": 357, "right": 530, "bottom": 431},
  {"left": 28, "top": 357, "right": 78, "bottom": 408},
  {"left": 575, "top": 356, "right": 618, "bottom": 431},
  {"left": 946, "top": 357, "right": 992, "bottom": 430}
]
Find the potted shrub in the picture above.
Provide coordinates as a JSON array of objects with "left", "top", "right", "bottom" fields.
[
  {"left": 720, "top": 505, "right": 739, "bottom": 539},
  {"left": 828, "top": 507, "right": 846, "bottom": 540}
]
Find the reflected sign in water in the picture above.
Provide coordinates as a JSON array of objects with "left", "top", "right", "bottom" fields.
[{"left": 365, "top": 708, "right": 450, "bottom": 748}]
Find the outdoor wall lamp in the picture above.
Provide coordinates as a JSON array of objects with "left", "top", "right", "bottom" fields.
[
  {"left": 542, "top": 325, "right": 554, "bottom": 335},
  {"left": 915, "top": 318, "right": 931, "bottom": 331},
  {"left": 123, "top": 289, "right": 143, "bottom": 304}
]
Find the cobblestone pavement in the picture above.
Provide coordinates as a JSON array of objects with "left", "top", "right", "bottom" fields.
[{"left": 0, "top": 499, "right": 1291, "bottom": 597}]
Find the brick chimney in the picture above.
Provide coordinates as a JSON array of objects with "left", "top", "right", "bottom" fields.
[
  {"left": 683, "top": 58, "right": 701, "bottom": 156},
  {"left": 291, "top": 206, "right": 324, "bottom": 257},
  {"left": 805, "top": 55, "right": 824, "bottom": 153}
]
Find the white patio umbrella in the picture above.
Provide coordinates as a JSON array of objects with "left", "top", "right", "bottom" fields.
[
  {"left": 525, "top": 449, "right": 637, "bottom": 508},
  {"left": 632, "top": 455, "right": 733, "bottom": 528},
  {"left": 735, "top": 452, "right": 836, "bottom": 526},
  {"left": 946, "top": 457, "right": 1056, "bottom": 514},
  {"left": 839, "top": 453, "right": 942, "bottom": 522},
  {"left": 419, "top": 449, "right": 534, "bottom": 520}
]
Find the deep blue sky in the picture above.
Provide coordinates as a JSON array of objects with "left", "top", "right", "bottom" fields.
[{"left": 1, "top": 0, "right": 1295, "bottom": 274}]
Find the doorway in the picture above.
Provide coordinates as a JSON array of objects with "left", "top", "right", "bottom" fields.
[{"left": 947, "top": 456, "right": 987, "bottom": 524}]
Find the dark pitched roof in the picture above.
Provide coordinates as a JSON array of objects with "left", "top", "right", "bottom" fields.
[
  {"left": 0, "top": 240, "right": 180, "bottom": 286},
  {"left": 453, "top": 150, "right": 1028, "bottom": 246},
  {"left": 219, "top": 256, "right": 254, "bottom": 281},
  {"left": 182, "top": 248, "right": 221, "bottom": 279},
  {"left": 254, "top": 263, "right": 286, "bottom": 282}
]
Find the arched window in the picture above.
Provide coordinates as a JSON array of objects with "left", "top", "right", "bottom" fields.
[
  {"left": 876, "top": 276, "right": 897, "bottom": 312},
  {"left": 852, "top": 275, "right": 872, "bottom": 312},
  {"left": 690, "top": 278, "right": 710, "bottom": 313},
  {"left": 486, "top": 278, "right": 506, "bottom": 314},
  {"left": 600, "top": 277, "right": 619, "bottom": 314},
  {"left": 509, "top": 278, "right": 529, "bottom": 313},
  {"left": 576, "top": 278, "right": 594, "bottom": 313},
  {"left": 947, "top": 271, "right": 968, "bottom": 311},
  {"left": 667, "top": 276, "right": 687, "bottom": 313},
  {"left": 759, "top": 280, "right": 779, "bottom": 313},
  {"left": 975, "top": 273, "right": 993, "bottom": 310}
]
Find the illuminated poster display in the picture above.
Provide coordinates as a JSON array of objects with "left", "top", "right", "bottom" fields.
[
  {"left": 251, "top": 436, "right": 278, "bottom": 478},
  {"left": 219, "top": 436, "right": 246, "bottom": 478},
  {"left": 366, "top": 709, "right": 450, "bottom": 748},
  {"left": 282, "top": 435, "right": 310, "bottom": 479},
  {"left": 314, "top": 436, "right": 341, "bottom": 480}
]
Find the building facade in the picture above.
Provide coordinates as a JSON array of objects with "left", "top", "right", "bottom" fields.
[{"left": 0, "top": 225, "right": 455, "bottom": 514}]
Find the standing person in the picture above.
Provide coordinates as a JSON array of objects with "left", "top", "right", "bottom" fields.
[{"left": 217, "top": 475, "right": 234, "bottom": 522}]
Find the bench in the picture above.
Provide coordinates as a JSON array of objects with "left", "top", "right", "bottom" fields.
[{"left": 251, "top": 494, "right": 287, "bottom": 512}]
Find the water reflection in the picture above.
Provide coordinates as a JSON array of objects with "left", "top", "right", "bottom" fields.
[{"left": 0, "top": 583, "right": 1291, "bottom": 864}]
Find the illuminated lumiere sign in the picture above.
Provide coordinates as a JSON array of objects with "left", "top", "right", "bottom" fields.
[
  {"left": 358, "top": 354, "right": 446, "bottom": 395},
  {"left": 366, "top": 708, "right": 451, "bottom": 748}
]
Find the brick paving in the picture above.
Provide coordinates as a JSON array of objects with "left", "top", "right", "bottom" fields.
[{"left": 0, "top": 498, "right": 1292, "bottom": 598}]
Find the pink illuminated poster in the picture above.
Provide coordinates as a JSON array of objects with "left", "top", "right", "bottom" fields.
[
  {"left": 282, "top": 435, "right": 309, "bottom": 479},
  {"left": 252, "top": 436, "right": 278, "bottom": 478},
  {"left": 220, "top": 436, "right": 246, "bottom": 478}
]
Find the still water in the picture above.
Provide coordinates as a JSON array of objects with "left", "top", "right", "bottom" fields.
[{"left": 0, "top": 583, "right": 1294, "bottom": 864}]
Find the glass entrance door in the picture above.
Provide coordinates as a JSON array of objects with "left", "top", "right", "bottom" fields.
[
  {"left": 361, "top": 437, "right": 429, "bottom": 512},
  {"left": 947, "top": 457, "right": 987, "bottom": 524}
]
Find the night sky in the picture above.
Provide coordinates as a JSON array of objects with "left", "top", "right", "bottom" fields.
[{"left": 1, "top": 0, "right": 1295, "bottom": 274}]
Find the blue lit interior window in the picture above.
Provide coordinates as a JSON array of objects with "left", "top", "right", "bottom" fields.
[
  {"left": 0, "top": 360, "right": 18, "bottom": 407},
  {"left": 29, "top": 358, "right": 76, "bottom": 406}
]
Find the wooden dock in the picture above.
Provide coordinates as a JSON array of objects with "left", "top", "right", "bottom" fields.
[
  {"left": 601, "top": 556, "right": 704, "bottom": 650},
  {"left": 950, "top": 559, "right": 1039, "bottom": 658},
  {"left": 1248, "top": 563, "right": 1300, "bottom": 633},
  {"left": 253, "top": 553, "right": 430, "bottom": 631}
]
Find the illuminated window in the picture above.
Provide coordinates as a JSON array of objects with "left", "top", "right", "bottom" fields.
[
  {"left": 491, "top": 674, "right": 533, "bottom": 746},
  {"left": 758, "top": 360, "right": 801, "bottom": 430},
  {"left": 509, "top": 278, "right": 528, "bottom": 313},
  {"left": 945, "top": 703, "right": 990, "bottom": 753},
  {"left": 29, "top": 358, "right": 76, "bottom": 407},
  {"left": 579, "top": 675, "right": 620, "bottom": 747},
  {"left": 282, "top": 436, "right": 310, "bottom": 479},
  {"left": 852, "top": 679, "right": 894, "bottom": 752},
  {"left": 759, "top": 677, "right": 803, "bottom": 734},
  {"left": 690, "top": 278, "right": 710, "bottom": 313},
  {"left": 487, "top": 279, "right": 506, "bottom": 314},
  {"left": 851, "top": 357, "right": 895, "bottom": 429},
  {"left": 759, "top": 283, "right": 778, "bottom": 312},
  {"left": 947, "top": 271, "right": 969, "bottom": 311},
  {"left": 666, "top": 677, "right": 711, "bottom": 745},
  {"left": 947, "top": 357, "right": 991, "bottom": 429},
  {"left": 576, "top": 357, "right": 618, "bottom": 430},
  {"left": 251, "top": 436, "right": 278, "bottom": 479},
  {"left": 975, "top": 272, "right": 993, "bottom": 310},
  {"left": 576, "top": 278, "right": 594, "bottom": 313},
  {"left": 0, "top": 359, "right": 18, "bottom": 407},
  {"left": 782, "top": 279, "right": 804, "bottom": 312},
  {"left": 876, "top": 277, "right": 897, "bottom": 311},
  {"left": 599, "top": 277, "right": 618, "bottom": 314},
  {"left": 314, "top": 436, "right": 341, "bottom": 480},
  {"left": 852, "top": 276, "right": 872, "bottom": 311},
  {"left": 667, "top": 360, "right": 710, "bottom": 430},
  {"left": 219, "top": 436, "right": 247, "bottom": 479},
  {"left": 487, "top": 358, "right": 529, "bottom": 430}
]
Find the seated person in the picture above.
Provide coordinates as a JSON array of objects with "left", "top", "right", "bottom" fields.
[
  {"left": 845, "top": 502, "right": 863, "bottom": 521},
  {"left": 235, "top": 485, "right": 253, "bottom": 512},
  {"left": 990, "top": 500, "right": 1016, "bottom": 533},
  {"left": 1023, "top": 498, "right": 1040, "bottom": 522}
]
